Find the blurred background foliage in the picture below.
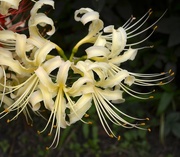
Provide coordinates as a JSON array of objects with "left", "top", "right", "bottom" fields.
[{"left": 0, "top": 0, "right": 180, "bottom": 156}]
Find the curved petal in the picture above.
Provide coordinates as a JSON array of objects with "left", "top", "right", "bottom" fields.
[
  {"left": 0, "top": 0, "right": 22, "bottom": 15},
  {"left": 68, "top": 94, "right": 92, "bottom": 124}
]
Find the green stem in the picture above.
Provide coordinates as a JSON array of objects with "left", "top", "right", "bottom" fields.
[{"left": 55, "top": 45, "right": 67, "bottom": 61}]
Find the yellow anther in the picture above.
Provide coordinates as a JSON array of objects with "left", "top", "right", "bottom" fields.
[
  {"left": 169, "top": 69, "right": 172, "bottom": 73},
  {"left": 46, "top": 147, "right": 49, "bottom": 150},
  {"left": 84, "top": 114, "right": 89, "bottom": 118},
  {"left": 159, "top": 81, "right": 163, "bottom": 85},
  {"left": 140, "top": 123, "right": 146, "bottom": 126},
  {"left": 4, "top": 109, "right": 9, "bottom": 113},
  {"left": 109, "top": 134, "right": 114, "bottom": 138},
  {"left": 88, "top": 121, "right": 92, "bottom": 125},
  {"left": 154, "top": 26, "right": 158, "bottom": 30},
  {"left": 149, "top": 96, "right": 154, "bottom": 99},
  {"left": 146, "top": 118, "right": 150, "bottom": 121},
  {"left": 48, "top": 133, "right": 51, "bottom": 136},
  {"left": 53, "top": 125, "right": 57, "bottom": 128},
  {"left": 117, "top": 136, "right": 121, "bottom": 141},
  {"left": 7, "top": 119, "right": 10, "bottom": 123},
  {"left": 37, "top": 131, "right": 41, "bottom": 134},
  {"left": 171, "top": 72, "right": 174, "bottom": 76},
  {"left": 148, "top": 128, "right": 151, "bottom": 132}
]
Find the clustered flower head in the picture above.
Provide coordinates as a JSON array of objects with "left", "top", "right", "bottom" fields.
[{"left": 0, "top": 0, "right": 174, "bottom": 149}]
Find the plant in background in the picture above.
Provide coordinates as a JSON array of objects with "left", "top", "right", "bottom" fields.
[{"left": 0, "top": 0, "right": 174, "bottom": 149}]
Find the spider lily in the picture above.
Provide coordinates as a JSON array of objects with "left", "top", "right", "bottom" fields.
[{"left": 68, "top": 60, "right": 149, "bottom": 139}]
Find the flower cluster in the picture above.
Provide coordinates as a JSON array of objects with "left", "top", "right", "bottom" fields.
[{"left": 0, "top": 0, "right": 173, "bottom": 149}]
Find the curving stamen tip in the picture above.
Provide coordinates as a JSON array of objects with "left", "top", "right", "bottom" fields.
[
  {"left": 154, "top": 26, "right": 158, "bottom": 30},
  {"left": 140, "top": 123, "right": 146, "bottom": 126},
  {"left": 149, "top": 8, "right": 152, "bottom": 12},
  {"left": 84, "top": 114, "right": 89, "bottom": 118},
  {"left": 117, "top": 135, "right": 121, "bottom": 141},
  {"left": 109, "top": 134, "right": 114, "bottom": 138},
  {"left": 4, "top": 109, "right": 9, "bottom": 113},
  {"left": 146, "top": 118, "right": 150, "bottom": 121},
  {"left": 88, "top": 121, "right": 93, "bottom": 125}
]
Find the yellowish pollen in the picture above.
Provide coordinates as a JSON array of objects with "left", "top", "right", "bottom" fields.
[
  {"left": 169, "top": 69, "right": 172, "bottom": 73},
  {"left": 149, "top": 96, "right": 154, "bottom": 99},
  {"left": 7, "top": 119, "right": 10, "bottom": 123},
  {"left": 117, "top": 136, "right": 121, "bottom": 141},
  {"left": 171, "top": 72, "right": 174, "bottom": 76},
  {"left": 148, "top": 128, "right": 151, "bottom": 132},
  {"left": 146, "top": 118, "right": 150, "bottom": 121},
  {"left": 88, "top": 121, "right": 92, "bottom": 125},
  {"left": 159, "top": 81, "right": 163, "bottom": 85},
  {"left": 4, "top": 109, "right": 9, "bottom": 113},
  {"left": 161, "top": 72, "right": 165, "bottom": 74},
  {"left": 140, "top": 123, "right": 146, "bottom": 126},
  {"left": 53, "top": 125, "right": 57, "bottom": 128},
  {"left": 109, "top": 134, "right": 114, "bottom": 138},
  {"left": 37, "top": 130, "right": 41, "bottom": 134},
  {"left": 46, "top": 147, "right": 49, "bottom": 150},
  {"left": 48, "top": 133, "right": 51, "bottom": 136},
  {"left": 154, "top": 26, "right": 158, "bottom": 30},
  {"left": 123, "top": 123, "right": 127, "bottom": 126},
  {"left": 84, "top": 114, "right": 89, "bottom": 118}
]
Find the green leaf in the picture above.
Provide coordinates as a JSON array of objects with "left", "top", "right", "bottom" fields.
[
  {"left": 157, "top": 92, "right": 173, "bottom": 115},
  {"left": 172, "top": 123, "right": 180, "bottom": 138}
]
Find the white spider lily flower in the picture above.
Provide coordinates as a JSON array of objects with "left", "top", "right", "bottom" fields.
[
  {"left": 0, "top": 38, "right": 56, "bottom": 124},
  {"left": 34, "top": 60, "right": 74, "bottom": 149},
  {"left": 68, "top": 60, "right": 148, "bottom": 139},
  {"left": 85, "top": 10, "right": 174, "bottom": 100},
  {"left": 0, "top": 0, "right": 22, "bottom": 15}
]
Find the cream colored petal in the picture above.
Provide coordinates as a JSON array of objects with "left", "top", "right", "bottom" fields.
[
  {"left": 86, "top": 46, "right": 110, "bottom": 58},
  {"left": 0, "top": 0, "right": 22, "bottom": 15},
  {"left": 29, "top": 90, "right": 42, "bottom": 111},
  {"left": 34, "top": 41, "right": 56, "bottom": 66},
  {"left": 42, "top": 56, "right": 62, "bottom": 74},
  {"left": 67, "top": 77, "right": 92, "bottom": 96},
  {"left": 35, "top": 66, "right": 57, "bottom": 92},
  {"left": 97, "top": 88, "right": 124, "bottom": 101},
  {"left": 56, "top": 61, "right": 71, "bottom": 85},
  {"left": 30, "top": 13, "right": 55, "bottom": 36},
  {"left": 97, "top": 70, "right": 129, "bottom": 88},
  {"left": 124, "top": 76, "right": 135, "bottom": 86},
  {"left": 68, "top": 94, "right": 92, "bottom": 124},
  {"left": 0, "top": 55, "right": 32, "bottom": 75},
  {"left": 30, "top": 0, "right": 54, "bottom": 16},
  {"left": 110, "top": 48, "right": 138, "bottom": 65}
]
